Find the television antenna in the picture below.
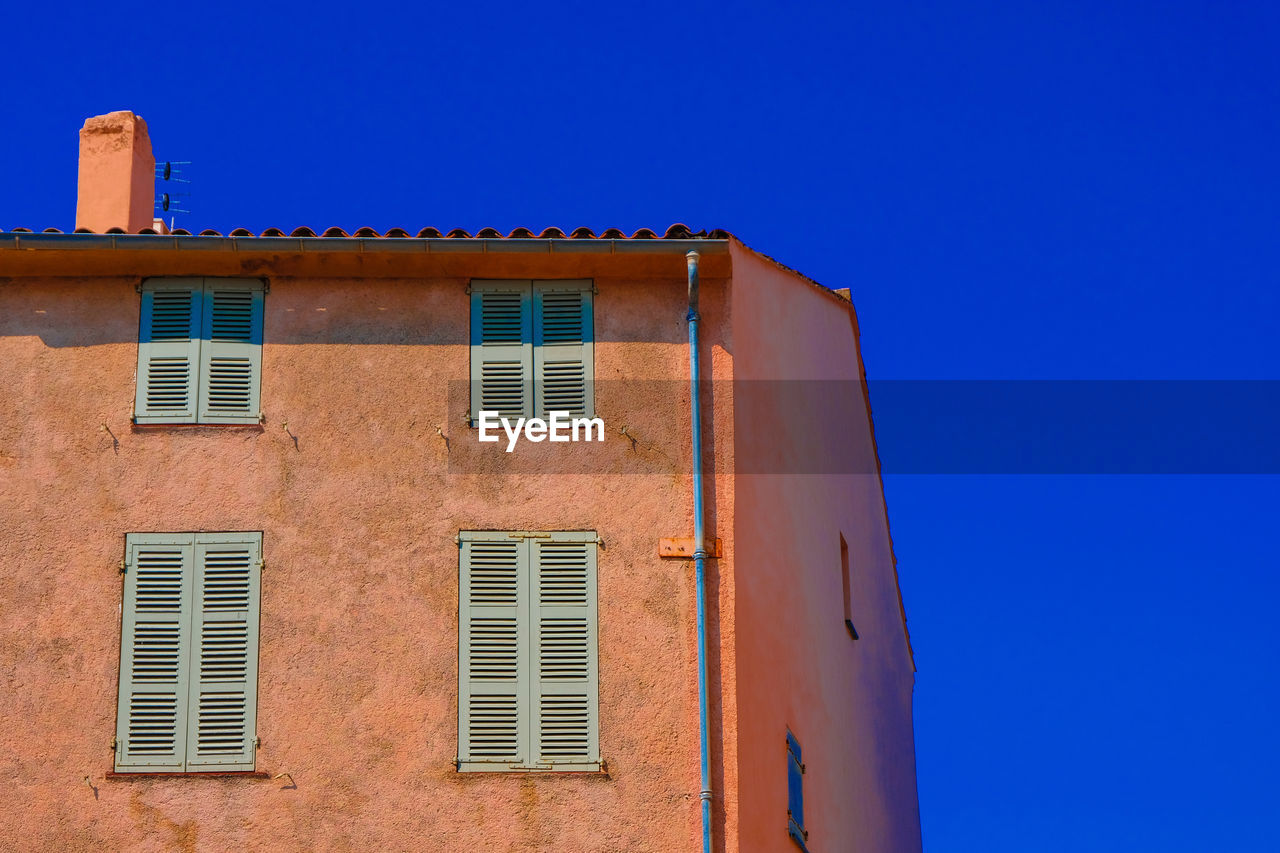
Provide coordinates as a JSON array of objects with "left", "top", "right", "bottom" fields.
[{"left": 154, "top": 160, "right": 192, "bottom": 222}]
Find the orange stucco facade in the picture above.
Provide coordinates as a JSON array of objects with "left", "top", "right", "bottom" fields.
[
  {"left": 729, "top": 245, "right": 921, "bottom": 853},
  {"left": 0, "top": 112, "right": 919, "bottom": 853}
]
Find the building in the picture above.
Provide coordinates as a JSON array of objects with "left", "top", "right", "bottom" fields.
[{"left": 0, "top": 111, "right": 921, "bottom": 852}]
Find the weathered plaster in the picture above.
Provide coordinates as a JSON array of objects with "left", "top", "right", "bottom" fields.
[
  {"left": 0, "top": 255, "right": 735, "bottom": 852},
  {"left": 0, "top": 241, "right": 917, "bottom": 851},
  {"left": 74, "top": 111, "right": 155, "bottom": 235}
]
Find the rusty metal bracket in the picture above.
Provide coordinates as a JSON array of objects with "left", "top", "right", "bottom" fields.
[{"left": 659, "top": 538, "right": 723, "bottom": 559}]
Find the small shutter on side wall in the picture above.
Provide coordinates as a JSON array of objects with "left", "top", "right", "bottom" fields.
[
  {"left": 458, "top": 534, "right": 529, "bottom": 768},
  {"left": 198, "top": 280, "right": 264, "bottom": 424},
  {"left": 185, "top": 532, "right": 261, "bottom": 770},
  {"left": 533, "top": 281, "right": 593, "bottom": 418},
  {"left": 471, "top": 281, "right": 532, "bottom": 421},
  {"left": 115, "top": 534, "right": 195, "bottom": 771},
  {"left": 532, "top": 533, "right": 599, "bottom": 768},
  {"left": 135, "top": 280, "right": 203, "bottom": 423},
  {"left": 787, "top": 730, "right": 808, "bottom": 850}
]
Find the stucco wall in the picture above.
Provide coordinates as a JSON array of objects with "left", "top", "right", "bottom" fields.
[
  {"left": 729, "top": 242, "right": 922, "bottom": 853},
  {"left": 0, "top": 256, "right": 736, "bottom": 852}
]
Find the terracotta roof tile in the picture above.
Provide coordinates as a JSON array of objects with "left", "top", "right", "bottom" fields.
[{"left": 4, "top": 223, "right": 725, "bottom": 241}]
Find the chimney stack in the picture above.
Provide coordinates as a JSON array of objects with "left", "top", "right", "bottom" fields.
[{"left": 75, "top": 111, "right": 155, "bottom": 233}]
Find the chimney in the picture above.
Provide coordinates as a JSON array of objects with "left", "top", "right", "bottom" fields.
[{"left": 75, "top": 111, "right": 155, "bottom": 233}]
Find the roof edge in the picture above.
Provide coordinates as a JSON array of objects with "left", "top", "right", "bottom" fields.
[
  {"left": 727, "top": 235, "right": 852, "bottom": 308},
  {"left": 0, "top": 232, "right": 731, "bottom": 256}
]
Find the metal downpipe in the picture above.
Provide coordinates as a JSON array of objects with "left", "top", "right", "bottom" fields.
[{"left": 686, "top": 249, "right": 713, "bottom": 853}]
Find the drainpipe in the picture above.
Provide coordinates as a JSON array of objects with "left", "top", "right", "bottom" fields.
[{"left": 686, "top": 249, "right": 713, "bottom": 853}]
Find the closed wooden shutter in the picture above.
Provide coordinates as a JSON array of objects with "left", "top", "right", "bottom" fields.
[
  {"left": 533, "top": 282, "right": 594, "bottom": 419},
  {"left": 458, "top": 534, "right": 529, "bottom": 769},
  {"left": 186, "top": 532, "right": 262, "bottom": 770},
  {"left": 532, "top": 533, "right": 599, "bottom": 768},
  {"left": 787, "top": 729, "right": 808, "bottom": 849},
  {"left": 198, "top": 280, "right": 264, "bottom": 424},
  {"left": 458, "top": 531, "right": 599, "bottom": 772},
  {"left": 134, "top": 280, "right": 203, "bottom": 424},
  {"left": 115, "top": 532, "right": 262, "bottom": 773},
  {"left": 470, "top": 281, "right": 533, "bottom": 421},
  {"left": 115, "top": 534, "right": 195, "bottom": 771}
]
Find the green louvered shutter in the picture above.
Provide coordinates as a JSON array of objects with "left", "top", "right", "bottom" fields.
[
  {"left": 532, "top": 533, "right": 600, "bottom": 769},
  {"left": 470, "top": 281, "right": 533, "bottom": 422},
  {"left": 533, "top": 281, "right": 594, "bottom": 418},
  {"left": 185, "top": 532, "right": 261, "bottom": 770},
  {"left": 458, "top": 534, "right": 530, "bottom": 769},
  {"left": 197, "top": 280, "right": 264, "bottom": 424},
  {"left": 135, "top": 280, "right": 203, "bottom": 424},
  {"left": 115, "top": 534, "right": 195, "bottom": 771}
]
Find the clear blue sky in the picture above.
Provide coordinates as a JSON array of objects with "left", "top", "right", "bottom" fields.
[{"left": 4, "top": 2, "right": 1278, "bottom": 849}]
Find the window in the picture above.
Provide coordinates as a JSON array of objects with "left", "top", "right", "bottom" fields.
[
  {"left": 840, "top": 533, "right": 858, "bottom": 639},
  {"left": 457, "top": 531, "right": 600, "bottom": 771},
  {"left": 787, "top": 729, "right": 808, "bottom": 850},
  {"left": 114, "top": 532, "right": 262, "bottom": 773},
  {"left": 134, "top": 277, "right": 265, "bottom": 424},
  {"left": 469, "top": 280, "right": 594, "bottom": 422}
]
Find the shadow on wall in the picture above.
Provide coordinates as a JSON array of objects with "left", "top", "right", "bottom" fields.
[
  {"left": 0, "top": 277, "right": 143, "bottom": 348},
  {"left": 0, "top": 277, "right": 720, "bottom": 350}
]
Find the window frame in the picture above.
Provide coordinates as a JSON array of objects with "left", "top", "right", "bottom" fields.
[
  {"left": 468, "top": 279, "right": 595, "bottom": 424},
  {"left": 457, "top": 529, "right": 601, "bottom": 773},
  {"left": 113, "top": 531, "right": 263, "bottom": 774},
  {"left": 840, "top": 532, "right": 859, "bottom": 640},
  {"left": 134, "top": 277, "right": 266, "bottom": 426}
]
